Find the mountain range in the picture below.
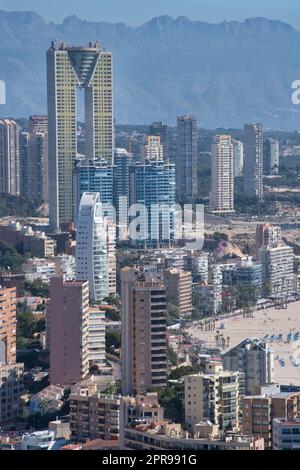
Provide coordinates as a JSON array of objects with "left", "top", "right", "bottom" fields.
[{"left": 1, "top": 10, "right": 300, "bottom": 129}]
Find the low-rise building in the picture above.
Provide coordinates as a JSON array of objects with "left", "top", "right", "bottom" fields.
[{"left": 123, "top": 421, "right": 264, "bottom": 451}]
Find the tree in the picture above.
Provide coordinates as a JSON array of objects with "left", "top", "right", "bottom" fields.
[
  {"left": 166, "top": 302, "right": 180, "bottom": 326},
  {"left": 25, "top": 279, "right": 49, "bottom": 298},
  {"left": 39, "top": 398, "right": 49, "bottom": 416},
  {"left": 234, "top": 282, "right": 258, "bottom": 310},
  {"left": 17, "top": 310, "right": 36, "bottom": 338},
  {"left": 0, "top": 241, "right": 25, "bottom": 272},
  {"left": 105, "top": 331, "right": 121, "bottom": 353}
]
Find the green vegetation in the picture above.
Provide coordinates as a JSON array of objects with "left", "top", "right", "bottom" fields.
[
  {"left": 234, "top": 282, "right": 258, "bottom": 309},
  {"left": 0, "top": 193, "right": 42, "bottom": 217},
  {"left": 25, "top": 279, "right": 50, "bottom": 297},
  {"left": 168, "top": 364, "right": 205, "bottom": 381},
  {"left": 105, "top": 330, "right": 121, "bottom": 353},
  {"left": 157, "top": 384, "right": 183, "bottom": 423},
  {"left": 0, "top": 240, "right": 25, "bottom": 272},
  {"left": 166, "top": 302, "right": 180, "bottom": 326}
]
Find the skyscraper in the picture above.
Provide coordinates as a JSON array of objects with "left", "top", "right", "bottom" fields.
[
  {"left": 0, "top": 119, "right": 20, "bottom": 196},
  {"left": 19, "top": 131, "right": 29, "bottom": 198},
  {"left": 74, "top": 158, "right": 113, "bottom": 216},
  {"left": 209, "top": 134, "right": 234, "bottom": 214},
  {"left": 47, "top": 276, "right": 89, "bottom": 385},
  {"left": 264, "top": 137, "right": 279, "bottom": 175},
  {"left": 0, "top": 287, "right": 17, "bottom": 365},
  {"left": 76, "top": 192, "right": 109, "bottom": 303},
  {"left": 130, "top": 159, "right": 176, "bottom": 247},
  {"left": 114, "top": 148, "right": 131, "bottom": 239},
  {"left": 176, "top": 115, "right": 198, "bottom": 202},
  {"left": 232, "top": 139, "right": 244, "bottom": 178},
  {"left": 141, "top": 135, "right": 163, "bottom": 162},
  {"left": 47, "top": 41, "right": 113, "bottom": 231},
  {"left": 28, "top": 130, "right": 49, "bottom": 202},
  {"left": 121, "top": 267, "right": 167, "bottom": 395},
  {"left": 243, "top": 123, "right": 264, "bottom": 199},
  {"left": 149, "top": 121, "right": 168, "bottom": 160}
]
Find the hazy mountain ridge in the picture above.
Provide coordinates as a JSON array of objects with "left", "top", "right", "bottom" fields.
[{"left": 1, "top": 10, "right": 300, "bottom": 128}]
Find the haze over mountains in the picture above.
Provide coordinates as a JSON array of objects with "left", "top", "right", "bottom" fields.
[{"left": 1, "top": 10, "right": 300, "bottom": 129}]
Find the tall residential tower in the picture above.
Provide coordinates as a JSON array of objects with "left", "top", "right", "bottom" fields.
[{"left": 47, "top": 41, "right": 113, "bottom": 230}]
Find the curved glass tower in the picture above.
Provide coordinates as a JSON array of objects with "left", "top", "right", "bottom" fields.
[{"left": 76, "top": 192, "right": 108, "bottom": 303}]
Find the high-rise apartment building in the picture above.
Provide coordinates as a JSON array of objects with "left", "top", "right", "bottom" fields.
[
  {"left": 176, "top": 115, "right": 198, "bottom": 201},
  {"left": 264, "top": 138, "right": 279, "bottom": 175},
  {"left": 243, "top": 123, "right": 263, "bottom": 199},
  {"left": 28, "top": 130, "right": 49, "bottom": 201},
  {"left": 232, "top": 139, "right": 244, "bottom": 178},
  {"left": 74, "top": 158, "right": 113, "bottom": 216},
  {"left": 130, "top": 159, "right": 176, "bottom": 247},
  {"left": 141, "top": 135, "right": 163, "bottom": 162},
  {"left": 184, "top": 362, "right": 244, "bottom": 431},
  {"left": 114, "top": 148, "right": 131, "bottom": 239},
  {"left": 19, "top": 131, "right": 29, "bottom": 198},
  {"left": 47, "top": 41, "right": 113, "bottom": 230},
  {"left": 28, "top": 115, "right": 48, "bottom": 133},
  {"left": 223, "top": 338, "right": 275, "bottom": 395},
  {"left": 209, "top": 134, "right": 234, "bottom": 214},
  {"left": 259, "top": 245, "right": 294, "bottom": 298},
  {"left": 0, "top": 119, "right": 20, "bottom": 196},
  {"left": 47, "top": 276, "right": 89, "bottom": 385},
  {"left": 121, "top": 267, "right": 167, "bottom": 395},
  {"left": 0, "top": 287, "right": 17, "bottom": 365},
  {"left": 76, "top": 193, "right": 109, "bottom": 303},
  {"left": 255, "top": 223, "right": 282, "bottom": 258},
  {"left": 149, "top": 122, "right": 168, "bottom": 160},
  {"left": 164, "top": 268, "right": 192, "bottom": 317}
]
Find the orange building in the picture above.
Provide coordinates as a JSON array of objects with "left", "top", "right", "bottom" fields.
[{"left": 0, "top": 286, "right": 16, "bottom": 364}]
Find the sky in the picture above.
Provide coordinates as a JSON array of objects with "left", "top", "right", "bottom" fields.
[{"left": 0, "top": 0, "right": 299, "bottom": 29}]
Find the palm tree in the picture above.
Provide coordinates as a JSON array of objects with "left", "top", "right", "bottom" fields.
[{"left": 39, "top": 398, "right": 49, "bottom": 416}]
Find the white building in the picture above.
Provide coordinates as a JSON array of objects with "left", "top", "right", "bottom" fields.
[
  {"left": 88, "top": 307, "right": 106, "bottom": 366},
  {"left": 76, "top": 192, "right": 109, "bottom": 303},
  {"left": 259, "top": 245, "right": 294, "bottom": 298},
  {"left": 209, "top": 135, "right": 234, "bottom": 214},
  {"left": 21, "top": 430, "right": 68, "bottom": 450},
  {"left": 22, "top": 259, "right": 56, "bottom": 282}
]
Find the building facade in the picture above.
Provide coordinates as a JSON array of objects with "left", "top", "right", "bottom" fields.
[
  {"left": 176, "top": 115, "right": 198, "bottom": 201},
  {"left": 209, "top": 134, "right": 234, "bottom": 214},
  {"left": 184, "top": 362, "right": 244, "bottom": 431},
  {"left": 121, "top": 267, "right": 167, "bottom": 395},
  {"left": 47, "top": 277, "right": 89, "bottom": 385},
  {"left": 243, "top": 123, "right": 263, "bottom": 199},
  {"left": 0, "top": 119, "right": 20, "bottom": 196},
  {"left": 47, "top": 41, "right": 113, "bottom": 230},
  {"left": 76, "top": 192, "right": 109, "bottom": 303},
  {"left": 223, "top": 338, "right": 275, "bottom": 395}
]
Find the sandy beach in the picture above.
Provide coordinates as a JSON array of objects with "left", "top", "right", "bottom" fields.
[{"left": 187, "top": 301, "right": 300, "bottom": 385}]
